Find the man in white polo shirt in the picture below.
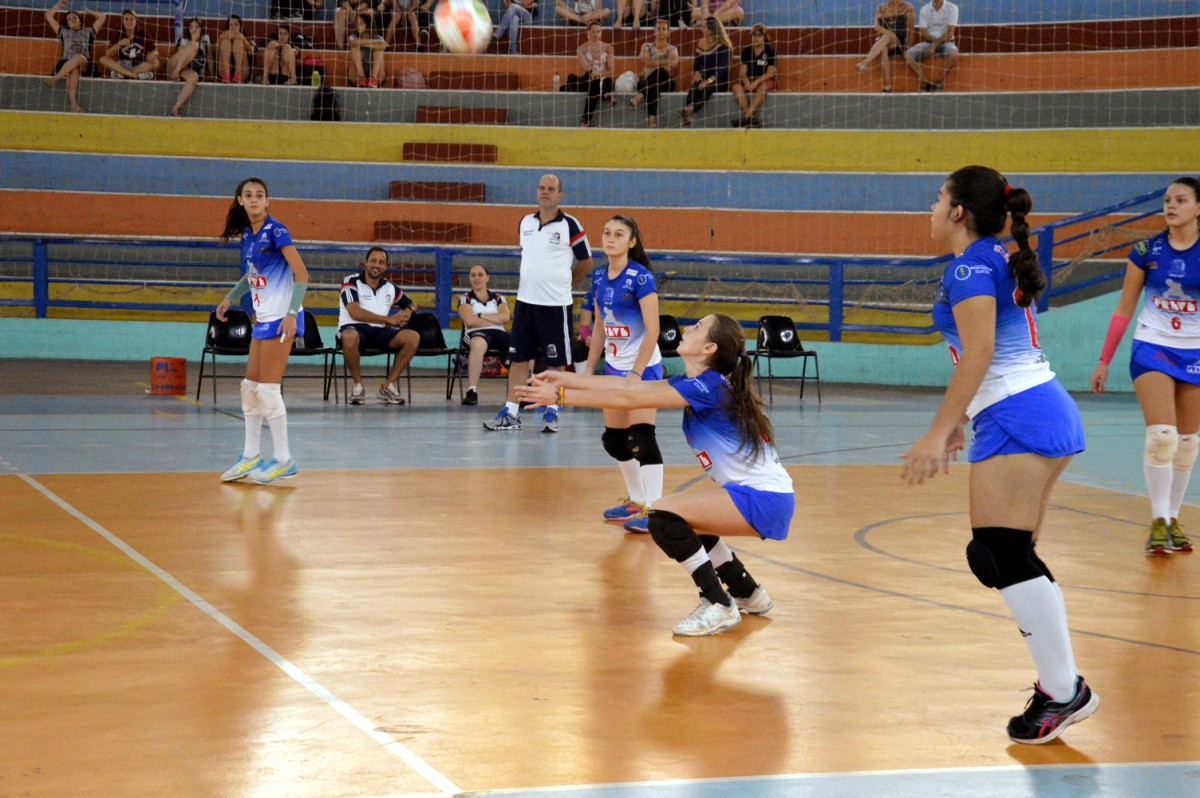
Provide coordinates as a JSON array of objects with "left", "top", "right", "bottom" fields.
[
  {"left": 905, "top": 0, "right": 959, "bottom": 91},
  {"left": 484, "top": 174, "right": 593, "bottom": 432},
  {"left": 338, "top": 246, "right": 420, "bottom": 406}
]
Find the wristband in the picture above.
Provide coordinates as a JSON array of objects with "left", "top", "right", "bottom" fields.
[
  {"left": 580, "top": 324, "right": 591, "bottom": 340},
  {"left": 288, "top": 281, "right": 308, "bottom": 316},
  {"left": 1098, "top": 313, "right": 1131, "bottom": 365},
  {"left": 558, "top": 386, "right": 566, "bottom": 407},
  {"left": 225, "top": 274, "right": 250, "bottom": 303}
]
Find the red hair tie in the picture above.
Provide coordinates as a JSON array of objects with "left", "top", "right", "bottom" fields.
[{"left": 1003, "top": 185, "right": 1014, "bottom": 198}]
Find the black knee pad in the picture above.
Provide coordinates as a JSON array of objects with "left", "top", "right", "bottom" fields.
[
  {"left": 1030, "top": 543, "right": 1055, "bottom": 583},
  {"left": 627, "top": 423, "right": 663, "bottom": 466},
  {"left": 648, "top": 509, "right": 702, "bottom": 562},
  {"left": 966, "top": 527, "right": 1041, "bottom": 589},
  {"left": 602, "top": 427, "right": 633, "bottom": 462}
]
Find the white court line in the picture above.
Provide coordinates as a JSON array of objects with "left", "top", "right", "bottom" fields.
[{"left": 19, "top": 474, "right": 461, "bottom": 797}]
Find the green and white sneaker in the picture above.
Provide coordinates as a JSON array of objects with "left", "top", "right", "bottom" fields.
[
  {"left": 1168, "top": 518, "right": 1193, "bottom": 553},
  {"left": 1145, "top": 517, "right": 1171, "bottom": 557},
  {"left": 220, "top": 455, "right": 262, "bottom": 482},
  {"left": 246, "top": 458, "right": 298, "bottom": 485}
]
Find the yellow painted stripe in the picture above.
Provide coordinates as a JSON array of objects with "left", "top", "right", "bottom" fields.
[{"left": 1, "top": 111, "right": 1194, "bottom": 173}]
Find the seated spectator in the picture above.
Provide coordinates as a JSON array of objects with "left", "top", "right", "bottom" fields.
[
  {"left": 335, "top": 0, "right": 364, "bottom": 48},
  {"left": 457, "top": 264, "right": 512, "bottom": 406},
  {"left": 98, "top": 8, "right": 158, "bottom": 80},
  {"left": 168, "top": 17, "right": 210, "bottom": 116},
  {"left": 348, "top": 13, "right": 387, "bottom": 87},
  {"left": 905, "top": 0, "right": 959, "bottom": 91},
  {"left": 856, "top": 0, "right": 915, "bottom": 93},
  {"left": 629, "top": 18, "right": 678, "bottom": 129},
  {"left": 689, "top": 0, "right": 743, "bottom": 28},
  {"left": 338, "top": 247, "right": 420, "bottom": 406},
  {"left": 556, "top": 0, "right": 611, "bottom": 26},
  {"left": 681, "top": 15, "right": 730, "bottom": 126},
  {"left": 216, "top": 14, "right": 256, "bottom": 83},
  {"left": 614, "top": 0, "right": 646, "bottom": 30},
  {"left": 657, "top": 0, "right": 689, "bottom": 29},
  {"left": 567, "top": 20, "right": 615, "bottom": 127},
  {"left": 494, "top": 0, "right": 535, "bottom": 54},
  {"left": 263, "top": 23, "right": 300, "bottom": 85},
  {"left": 384, "top": 0, "right": 434, "bottom": 47},
  {"left": 272, "top": 0, "right": 325, "bottom": 21},
  {"left": 43, "top": 0, "right": 106, "bottom": 113},
  {"left": 729, "top": 23, "right": 775, "bottom": 127}
]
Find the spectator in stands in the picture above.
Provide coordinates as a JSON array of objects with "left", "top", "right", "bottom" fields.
[
  {"left": 348, "top": 12, "right": 388, "bottom": 87},
  {"left": 98, "top": 8, "right": 158, "bottom": 80},
  {"left": 681, "top": 15, "right": 731, "bottom": 126},
  {"left": 856, "top": 0, "right": 915, "bottom": 92},
  {"left": 629, "top": 18, "right": 678, "bottom": 129},
  {"left": 614, "top": 0, "right": 646, "bottom": 30},
  {"left": 302, "top": 0, "right": 325, "bottom": 20},
  {"left": 494, "top": 0, "right": 535, "bottom": 54},
  {"left": 338, "top": 247, "right": 421, "bottom": 406},
  {"left": 217, "top": 14, "right": 256, "bottom": 83},
  {"left": 571, "top": 20, "right": 615, "bottom": 127},
  {"left": 556, "top": 0, "right": 611, "bottom": 26},
  {"left": 657, "top": 0, "right": 689, "bottom": 30},
  {"left": 43, "top": 0, "right": 106, "bottom": 113},
  {"left": 689, "top": 0, "right": 743, "bottom": 28},
  {"left": 263, "top": 23, "right": 300, "bottom": 85},
  {"left": 335, "top": 0, "right": 362, "bottom": 48},
  {"left": 905, "top": 0, "right": 959, "bottom": 91},
  {"left": 168, "top": 17, "right": 210, "bottom": 116},
  {"left": 457, "top": 264, "right": 512, "bottom": 406},
  {"left": 384, "top": 0, "right": 434, "bottom": 48},
  {"left": 729, "top": 23, "right": 775, "bottom": 127}
]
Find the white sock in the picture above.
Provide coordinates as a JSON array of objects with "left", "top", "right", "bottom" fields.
[
  {"left": 505, "top": 400, "right": 520, "bottom": 417},
  {"left": 618, "top": 459, "right": 644, "bottom": 504},
  {"left": 707, "top": 539, "right": 734, "bottom": 568},
  {"left": 680, "top": 546, "right": 709, "bottom": 575},
  {"left": 1144, "top": 461, "right": 1173, "bottom": 520},
  {"left": 257, "top": 383, "right": 290, "bottom": 464},
  {"left": 240, "top": 379, "right": 262, "bottom": 459},
  {"left": 467, "top": 384, "right": 477, "bottom": 392},
  {"left": 1000, "top": 576, "right": 1077, "bottom": 701},
  {"left": 268, "top": 415, "right": 290, "bottom": 463},
  {"left": 1169, "top": 467, "right": 1194, "bottom": 520},
  {"left": 641, "top": 463, "right": 664, "bottom": 506}
]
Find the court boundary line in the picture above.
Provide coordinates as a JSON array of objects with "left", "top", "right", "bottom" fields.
[{"left": 17, "top": 473, "right": 461, "bottom": 797}]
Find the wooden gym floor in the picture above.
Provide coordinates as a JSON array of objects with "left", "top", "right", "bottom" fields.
[{"left": 0, "top": 360, "right": 1197, "bottom": 798}]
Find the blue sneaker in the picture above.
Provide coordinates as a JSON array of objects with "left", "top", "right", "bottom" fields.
[
  {"left": 220, "top": 455, "right": 262, "bottom": 482},
  {"left": 603, "top": 498, "right": 645, "bottom": 522},
  {"left": 246, "top": 458, "right": 298, "bottom": 484},
  {"left": 623, "top": 514, "right": 650, "bottom": 534},
  {"left": 542, "top": 406, "right": 560, "bottom": 433},
  {"left": 483, "top": 408, "right": 521, "bottom": 431}
]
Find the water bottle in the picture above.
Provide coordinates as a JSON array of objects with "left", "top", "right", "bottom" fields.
[
  {"left": 552, "top": 71, "right": 560, "bottom": 92},
  {"left": 311, "top": 70, "right": 322, "bottom": 87}
]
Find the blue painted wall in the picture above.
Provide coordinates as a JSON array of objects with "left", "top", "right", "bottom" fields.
[{"left": 0, "top": 152, "right": 1173, "bottom": 213}]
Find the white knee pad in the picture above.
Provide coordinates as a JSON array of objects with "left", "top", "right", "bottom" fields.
[
  {"left": 240, "top": 379, "right": 261, "bottom": 416},
  {"left": 256, "top": 383, "right": 286, "bottom": 421},
  {"left": 1144, "top": 424, "right": 1179, "bottom": 466},
  {"left": 1175, "top": 433, "right": 1199, "bottom": 471}
]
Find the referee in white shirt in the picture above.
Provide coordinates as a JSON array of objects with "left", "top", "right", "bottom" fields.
[{"left": 484, "top": 174, "right": 594, "bottom": 432}]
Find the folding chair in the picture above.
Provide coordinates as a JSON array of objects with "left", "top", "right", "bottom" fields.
[
  {"left": 196, "top": 309, "right": 251, "bottom": 403},
  {"left": 751, "top": 315, "right": 821, "bottom": 403}
]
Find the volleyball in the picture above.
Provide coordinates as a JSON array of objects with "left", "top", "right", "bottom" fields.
[{"left": 434, "top": 0, "right": 493, "bottom": 54}]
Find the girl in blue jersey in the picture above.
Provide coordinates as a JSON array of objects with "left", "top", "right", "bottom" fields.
[
  {"left": 585, "top": 215, "right": 665, "bottom": 533},
  {"left": 517, "top": 314, "right": 793, "bottom": 637},
  {"left": 902, "top": 166, "right": 1097, "bottom": 744},
  {"left": 1091, "top": 177, "right": 1200, "bottom": 556},
  {"left": 214, "top": 177, "right": 310, "bottom": 485}
]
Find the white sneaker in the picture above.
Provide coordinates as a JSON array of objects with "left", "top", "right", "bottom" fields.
[
  {"left": 349, "top": 383, "right": 366, "bottom": 405},
  {"left": 734, "top": 585, "right": 773, "bottom": 615},
  {"left": 672, "top": 598, "right": 741, "bottom": 636},
  {"left": 378, "top": 382, "right": 405, "bottom": 405}
]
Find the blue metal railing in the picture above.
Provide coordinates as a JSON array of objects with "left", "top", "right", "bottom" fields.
[{"left": 0, "top": 187, "right": 1166, "bottom": 340}]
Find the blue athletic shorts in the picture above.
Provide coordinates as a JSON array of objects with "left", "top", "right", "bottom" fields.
[
  {"left": 253, "top": 314, "right": 305, "bottom": 341},
  {"left": 969, "top": 379, "right": 1085, "bottom": 463},
  {"left": 603, "top": 362, "right": 664, "bottom": 380},
  {"left": 724, "top": 484, "right": 795, "bottom": 541},
  {"left": 1129, "top": 340, "right": 1200, "bottom": 386}
]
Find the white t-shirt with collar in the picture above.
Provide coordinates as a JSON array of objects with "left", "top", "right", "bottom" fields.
[{"left": 516, "top": 210, "right": 591, "bottom": 306}]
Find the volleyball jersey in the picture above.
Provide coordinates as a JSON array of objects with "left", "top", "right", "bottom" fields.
[
  {"left": 241, "top": 215, "right": 299, "bottom": 324},
  {"left": 668, "top": 370, "right": 793, "bottom": 493},
  {"left": 590, "top": 263, "right": 662, "bottom": 372},
  {"left": 931, "top": 236, "right": 1054, "bottom": 418},
  {"left": 458, "top": 289, "right": 507, "bottom": 333},
  {"left": 1129, "top": 232, "right": 1200, "bottom": 348}
]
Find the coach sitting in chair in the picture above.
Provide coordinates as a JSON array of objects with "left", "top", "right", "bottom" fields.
[{"left": 338, "top": 246, "right": 420, "bottom": 406}]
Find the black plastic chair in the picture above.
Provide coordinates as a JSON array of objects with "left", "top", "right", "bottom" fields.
[
  {"left": 402, "top": 312, "right": 457, "bottom": 402},
  {"left": 751, "top": 315, "right": 821, "bottom": 404},
  {"left": 658, "top": 314, "right": 682, "bottom": 358},
  {"left": 333, "top": 333, "right": 395, "bottom": 405},
  {"left": 196, "top": 309, "right": 252, "bottom": 403},
  {"left": 289, "top": 310, "right": 337, "bottom": 401},
  {"left": 448, "top": 332, "right": 508, "bottom": 401}
]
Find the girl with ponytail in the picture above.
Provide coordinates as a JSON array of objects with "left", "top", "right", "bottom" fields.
[
  {"left": 1091, "top": 176, "right": 1200, "bottom": 556},
  {"left": 516, "top": 314, "right": 793, "bottom": 637},
  {"left": 902, "top": 166, "right": 1097, "bottom": 745}
]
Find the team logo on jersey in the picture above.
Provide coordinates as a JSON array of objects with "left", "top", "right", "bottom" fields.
[
  {"left": 695, "top": 450, "right": 713, "bottom": 470},
  {"left": 637, "top": 273, "right": 650, "bottom": 286},
  {"left": 954, "top": 265, "right": 972, "bottom": 281},
  {"left": 259, "top": 232, "right": 270, "bottom": 243},
  {"left": 1170, "top": 259, "right": 1187, "bottom": 278},
  {"left": 602, "top": 308, "right": 630, "bottom": 338},
  {"left": 1133, "top": 240, "right": 1150, "bottom": 255},
  {"left": 625, "top": 268, "right": 638, "bottom": 277},
  {"left": 545, "top": 344, "right": 558, "bottom": 359},
  {"left": 549, "top": 232, "right": 562, "bottom": 245},
  {"left": 992, "top": 243, "right": 1010, "bottom": 261},
  {"left": 1152, "top": 294, "right": 1197, "bottom": 314},
  {"left": 273, "top": 227, "right": 286, "bottom": 238},
  {"left": 249, "top": 274, "right": 268, "bottom": 288}
]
